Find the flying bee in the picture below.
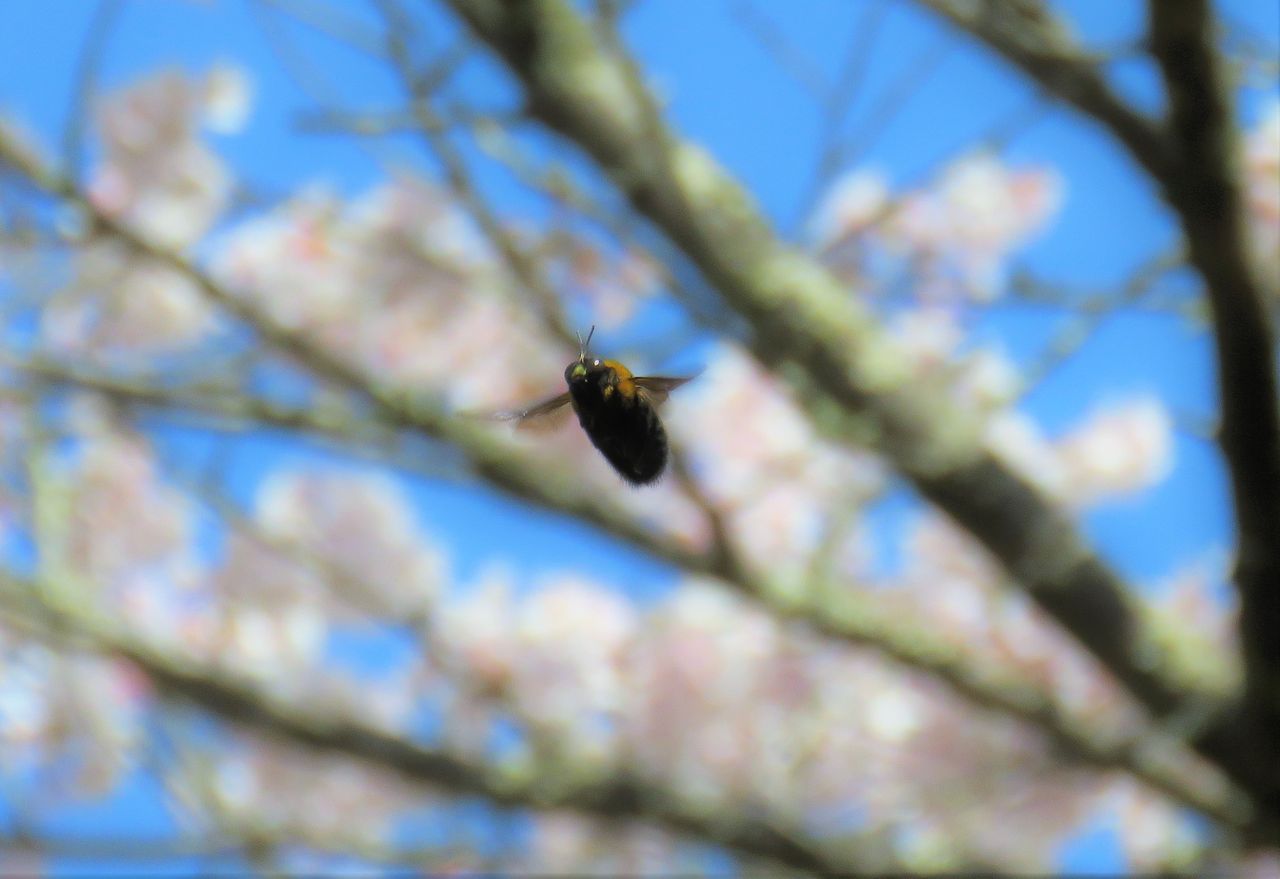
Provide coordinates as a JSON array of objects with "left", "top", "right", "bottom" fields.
[{"left": 485, "top": 327, "right": 695, "bottom": 485}]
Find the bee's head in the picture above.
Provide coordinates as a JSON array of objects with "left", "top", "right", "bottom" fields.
[{"left": 565, "top": 355, "right": 607, "bottom": 385}]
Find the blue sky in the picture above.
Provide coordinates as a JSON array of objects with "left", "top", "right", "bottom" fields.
[{"left": 1, "top": 0, "right": 1277, "bottom": 873}]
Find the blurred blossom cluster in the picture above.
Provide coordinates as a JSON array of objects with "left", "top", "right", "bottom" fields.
[
  {"left": 540, "top": 231, "right": 664, "bottom": 328},
  {"left": 204, "top": 467, "right": 446, "bottom": 699},
  {"left": 211, "top": 178, "right": 567, "bottom": 408},
  {"left": 252, "top": 469, "right": 447, "bottom": 620},
  {"left": 0, "top": 635, "right": 149, "bottom": 802},
  {"left": 431, "top": 573, "right": 1201, "bottom": 871},
  {"left": 804, "top": 151, "right": 1179, "bottom": 510},
  {"left": 88, "top": 64, "right": 245, "bottom": 245},
  {"left": 56, "top": 398, "right": 203, "bottom": 621},
  {"left": 40, "top": 406, "right": 448, "bottom": 700},
  {"left": 1244, "top": 98, "right": 1280, "bottom": 293},
  {"left": 41, "top": 67, "right": 248, "bottom": 356},
  {"left": 42, "top": 238, "right": 218, "bottom": 356},
  {"left": 884, "top": 515, "right": 1149, "bottom": 726},
  {"left": 812, "top": 153, "right": 1062, "bottom": 301},
  {"left": 806, "top": 144, "right": 1178, "bottom": 514},
  {"left": 987, "top": 395, "right": 1173, "bottom": 508},
  {"left": 168, "top": 734, "right": 425, "bottom": 852},
  {"left": 15, "top": 383, "right": 1190, "bottom": 872},
  {"left": 526, "top": 811, "right": 690, "bottom": 873},
  {"left": 881, "top": 307, "right": 1026, "bottom": 408},
  {"left": 1140, "top": 559, "right": 1242, "bottom": 691},
  {"left": 435, "top": 573, "right": 636, "bottom": 755},
  {"left": 668, "top": 344, "right": 885, "bottom": 576}
]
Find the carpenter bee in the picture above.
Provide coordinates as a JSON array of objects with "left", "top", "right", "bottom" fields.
[{"left": 486, "top": 327, "right": 694, "bottom": 485}]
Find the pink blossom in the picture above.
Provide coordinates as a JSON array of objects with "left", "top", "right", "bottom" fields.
[
  {"left": 202, "top": 63, "right": 253, "bottom": 135},
  {"left": 1244, "top": 99, "right": 1280, "bottom": 293},
  {"left": 1106, "top": 778, "right": 1200, "bottom": 870},
  {"left": 42, "top": 240, "right": 220, "bottom": 355},
  {"left": 811, "top": 168, "right": 891, "bottom": 250},
  {"left": 254, "top": 469, "right": 448, "bottom": 618},
  {"left": 886, "top": 307, "right": 964, "bottom": 371},
  {"left": 1055, "top": 396, "right": 1173, "bottom": 506},
  {"left": 814, "top": 154, "right": 1063, "bottom": 301},
  {"left": 985, "top": 397, "right": 1173, "bottom": 507},
  {"left": 90, "top": 69, "right": 233, "bottom": 248},
  {"left": 184, "top": 734, "right": 422, "bottom": 849},
  {"left": 0, "top": 635, "right": 147, "bottom": 796},
  {"left": 434, "top": 569, "right": 521, "bottom": 694},
  {"left": 985, "top": 410, "right": 1070, "bottom": 499},
  {"left": 211, "top": 178, "right": 567, "bottom": 408},
  {"left": 507, "top": 575, "right": 636, "bottom": 738},
  {"left": 57, "top": 426, "right": 202, "bottom": 606}
]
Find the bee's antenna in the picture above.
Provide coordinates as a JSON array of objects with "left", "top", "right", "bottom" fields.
[{"left": 577, "top": 325, "right": 596, "bottom": 359}]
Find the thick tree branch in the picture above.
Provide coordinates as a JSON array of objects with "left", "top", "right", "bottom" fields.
[
  {"left": 435, "top": 0, "right": 1272, "bottom": 830},
  {"left": 908, "top": 0, "right": 1280, "bottom": 839},
  {"left": 1148, "top": 0, "right": 1280, "bottom": 835}
]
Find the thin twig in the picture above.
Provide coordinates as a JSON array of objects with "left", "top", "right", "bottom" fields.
[{"left": 62, "top": 0, "right": 126, "bottom": 182}]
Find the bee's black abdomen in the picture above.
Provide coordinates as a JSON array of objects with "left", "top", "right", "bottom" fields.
[
  {"left": 570, "top": 385, "right": 669, "bottom": 485},
  {"left": 596, "top": 404, "right": 668, "bottom": 485}
]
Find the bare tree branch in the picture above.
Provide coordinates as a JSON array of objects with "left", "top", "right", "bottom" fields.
[
  {"left": 909, "top": 0, "right": 1280, "bottom": 841},
  {"left": 1147, "top": 0, "right": 1280, "bottom": 837},
  {"left": 729, "top": 0, "right": 830, "bottom": 102},
  {"left": 62, "top": 0, "right": 125, "bottom": 180},
  {"left": 791, "top": 0, "right": 891, "bottom": 227},
  {"left": 910, "top": 0, "right": 1172, "bottom": 173},
  {"left": 1009, "top": 248, "right": 1187, "bottom": 399},
  {"left": 0, "top": 350, "right": 715, "bottom": 575}
]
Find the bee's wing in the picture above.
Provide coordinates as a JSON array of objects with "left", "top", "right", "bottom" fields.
[
  {"left": 467, "top": 391, "right": 575, "bottom": 432},
  {"left": 633, "top": 375, "right": 696, "bottom": 407}
]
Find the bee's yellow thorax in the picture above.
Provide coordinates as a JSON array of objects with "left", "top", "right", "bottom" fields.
[{"left": 603, "top": 359, "right": 636, "bottom": 401}]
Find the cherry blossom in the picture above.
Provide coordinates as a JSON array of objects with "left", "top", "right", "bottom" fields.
[
  {"left": 667, "top": 343, "right": 885, "bottom": 572},
  {"left": 202, "top": 63, "right": 253, "bottom": 136},
  {"left": 541, "top": 231, "right": 665, "bottom": 328},
  {"left": 253, "top": 468, "right": 448, "bottom": 619},
  {"left": 1243, "top": 99, "right": 1280, "bottom": 293},
  {"left": 55, "top": 413, "right": 203, "bottom": 614},
  {"left": 37, "top": 67, "right": 248, "bottom": 357},
  {"left": 89, "top": 68, "right": 239, "bottom": 248},
  {"left": 41, "top": 238, "right": 219, "bottom": 354},
  {"left": 0, "top": 634, "right": 149, "bottom": 802},
  {"left": 1054, "top": 396, "right": 1173, "bottom": 506},
  {"left": 814, "top": 154, "right": 1062, "bottom": 301},
  {"left": 169, "top": 732, "right": 427, "bottom": 853},
  {"left": 211, "top": 178, "right": 567, "bottom": 409},
  {"left": 986, "top": 396, "right": 1174, "bottom": 508},
  {"left": 810, "top": 168, "right": 891, "bottom": 247},
  {"left": 424, "top": 568, "right": 1166, "bottom": 869}
]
